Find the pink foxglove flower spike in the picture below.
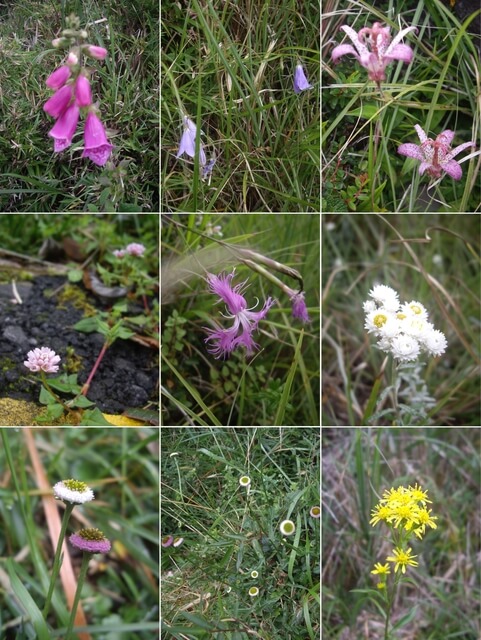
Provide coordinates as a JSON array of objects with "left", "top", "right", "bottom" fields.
[
  {"left": 331, "top": 22, "right": 416, "bottom": 85},
  {"left": 398, "top": 124, "right": 475, "bottom": 180}
]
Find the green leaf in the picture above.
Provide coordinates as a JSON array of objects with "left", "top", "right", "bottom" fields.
[
  {"left": 39, "top": 386, "right": 57, "bottom": 405},
  {"left": 74, "top": 317, "right": 102, "bottom": 333},
  {"left": 67, "top": 269, "right": 84, "bottom": 283},
  {"left": 7, "top": 558, "right": 51, "bottom": 640},
  {"left": 80, "top": 408, "right": 115, "bottom": 426},
  {"left": 70, "top": 395, "right": 95, "bottom": 408}
]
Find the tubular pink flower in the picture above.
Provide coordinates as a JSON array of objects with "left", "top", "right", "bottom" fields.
[
  {"left": 125, "top": 243, "right": 146, "bottom": 257},
  {"left": 204, "top": 270, "right": 275, "bottom": 359},
  {"left": 332, "top": 22, "right": 417, "bottom": 84},
  {"left": 43, "top": 84, "right": 74, "bottom": 118},
  {"left": 70, "top": 529, "right": 111, "bottom": 554},
  {"left": 398, "top": 124, "right": 475, "bottom": 180},
  {"left": 86, "top": 45, "right": 108, "bottom": 60},
  {"left": 48, "top": 103, "right": 80, "bottom": 152},
  {"left": 293, "top": 64, "right": 313, "bottom": 93},
  {"left": 75, "top": 75, "right": 93, "bottom": 107},
  {"left": 82, "top": 111, "right": 113, "bottom": 166},
  {"left": 24, "top": 347, "right": 61, "bottom": 373},
  {"left": 46, "top": 66, "right": 72, "bottom": 90}
]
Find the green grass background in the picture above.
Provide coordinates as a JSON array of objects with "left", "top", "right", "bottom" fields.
[
  {"left": 0, "top": 427, "right": 159, "bottom": 639},
  {"left": 161, "top": 426, "right": 320, "bottom": 639},
  {"left": 161, "top": 213, "right": 320, "bottom": 426},
  {"left": 322, "top": 427, "right": 480, "bottom": 639},
  {"left": 322, "top": 213, "right": 481, "bottom": 426},
  {"left": 161, "top": 0, "right": 320, "bottom": 212},
  {"left": 0, "top": 0, "right": 158, "bottom": 212},
  {"left": 322, "top": 0, "right": 481, "bottom": 212}
]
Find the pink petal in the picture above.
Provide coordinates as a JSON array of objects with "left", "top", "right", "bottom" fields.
[
  {"left": 447, "top": 141, "right": 475, "bottom": 159},
  {"left": 398, "top": 143, "right": 424, "bottom": 160},
  {"left": 443, "top": 159, "right": 463, "bottom": 180},
  {"left": 340, "top": 25, "right": 370, "bottom": 58},
  {"left": 414, "top": 124, "right": 428, "bottom": 144},
  {"left": 437, "top": 129, "right": 455, "bottom": 146},
  {"left": 384, "top": 43, "right": 414, "bottom": 63},
  {"left": 331, "top": 44, "right": 360, "bottom": 63},
  {"left": 386, "top": 25, "right": 417, "bottom": 53}
]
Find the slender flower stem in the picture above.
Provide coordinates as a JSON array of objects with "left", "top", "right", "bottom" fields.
[
  {"left": 81, "top": 339, "right": 110, "bottom": 395},
  {"left": 390, "top": 357, "right": 399, "bottom": 425},
  {"left": 40, "top": 371, "right": 71, "bottom": 412},
  {"left": 65, "top": 553, "right": 90, "bottom": 640},
  {"left": 42, "top": 502, "right": 75, "bottom": 618}
]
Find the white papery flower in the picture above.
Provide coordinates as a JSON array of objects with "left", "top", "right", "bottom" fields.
[
  {"left": 363, "top": 300, "right": 376, "bottom": 314},
  {"left": 422, "top": 329, "right": 448, "bottom": 356},
  {"left": 400, "top": 300, "right": 429, "bottom": 320},
  {"left": 53, "top": 480, "right": 94, "bottom": 504},
  {"left": 390, "top": 335, "right": 421, "bottom": 362},
  {"left": 400, "top": 317, "right": 432, "bottom": 339},
  {"left": 368, "top": 285, "right": 400, "bottom": 312},
  {"left": 364, "top": 309, "right": 393, "bottom": 335}
]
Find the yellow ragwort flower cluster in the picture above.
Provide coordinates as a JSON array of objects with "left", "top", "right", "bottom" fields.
[
  {"left": 369, "top": 483, "right": 437, "bottom": 540},
  {"left": 370, "top": 484, "right": 437, "bottom": 582}
]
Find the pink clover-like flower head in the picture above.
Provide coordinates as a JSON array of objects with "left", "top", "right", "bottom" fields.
[
  {"left": 24, "top": 347, "right": 61, "bottom": 373},
  {"left": 125, "top": 243, "right": 146, "bottom": 257}
]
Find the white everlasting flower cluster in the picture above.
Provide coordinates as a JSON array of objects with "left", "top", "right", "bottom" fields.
[{"left": 363, "top": 285, "right": 448, "bottom": 362}]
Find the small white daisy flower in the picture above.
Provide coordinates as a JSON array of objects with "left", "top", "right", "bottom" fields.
[
  {"left": 53, "top": 479, "right": 94, "bottom": 504},
  {"left": 364, "top": 309, "right": 394, "bottom": 336},
  {"left": 248, "top": 586, "right": 259, "bottom": 597},
  {"left": 390, "top": 335, "right": 421, "bottom": 362},
  {"left": 400, "top": 300, "right": 429, "bottom": 320},
  {"left": 279, "top": 519, "right": 296, "bottom": 536},
  {"left": 250, "top": 570, "right": 259, "bottom": 579},
  {"left": 310, "top": 506, "right": 321, "bottom": 519},
  {"left": 422, "top": 329, "right": 448, "bottom": 357},
  {"left": 239, "top": 476, "right": 251, "bottom": 488},
  {"left": 368, "top": 285, "right": 400, "bottom": 312}
]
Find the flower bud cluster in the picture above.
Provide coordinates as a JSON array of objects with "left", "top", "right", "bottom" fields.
[
  {"left": 43, "top": 16, "right": 113, "bottom": 166},
  {"left": 363, "top": 284, "right": 447, "bottom": 362}
]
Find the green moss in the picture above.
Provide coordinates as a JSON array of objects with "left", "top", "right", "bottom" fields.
[
  {"left": 0, "top": 269, "right": 34, "bottom": 283},
  {"left": 65, "top": 346, "right": 83, "bottom": 374},
  {"left": 53, "top": 284, "right": 97, "bottom": 317}
]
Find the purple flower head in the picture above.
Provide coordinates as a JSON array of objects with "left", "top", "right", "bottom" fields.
[
  {"left": 290, "top": 291, "right": 311, "bottom": 323},
  {"left": 332, "top": 22, "right": 416, "bottom": 84},
  {"left": 46, "top": 65, "right": 72, "bottom": 90},
  {"left": 204, "top": 270, "right": 275, "bottom": 359},
  {"left": 176, "top": 116, "right": 206, "bottom": 166},
  {"left": 82, "top": 111, "right": 113, "bottom": 166},
  {"left": 113, "top": 249, "right": 127, "bottom": 258},
  {"left": 125, "top": 242, "right": 146, "bottom": 257},
  {"left": 162, "top": 535, "right": 174, "bottom": 547},
  {"left": 75, "top": 74, "right": 93, "bottom": 107},
  {"left": 398, "top": 124, "right": 475, "bottom": 180},
  {"left": 293, "top": 64, "right": 313, "bottom": 93},
  {"left": 24, "top": 347, "right": 61, "bottom": 373},
  {"left": 43, "top": 83, "right": 74, "bottom": 118},
  {"left": 48, "top": 103, "right": 80, "bottom": 152},
  {"left": 70, "top": 528, "right": 111, "bottom": 554}
]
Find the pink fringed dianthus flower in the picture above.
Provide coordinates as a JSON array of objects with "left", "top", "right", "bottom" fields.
[{"left": 204, "top": 270, "right": 275, "bottom": 359}]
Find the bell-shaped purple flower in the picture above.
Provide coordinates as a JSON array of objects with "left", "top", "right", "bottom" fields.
[
  {"left": 75, "top": 75, "right": 92, "bottom": 107},
  {"left": 176, "top": 116, "right": 206, "bottom": 166},
  {"left": 293, "top": 64, "right": 313, "bottom": 93},
  {"left": 46, "top": 65, "right": 72, "bottom": 90},
  {"left": 81, "top": 111, "right": 113, "bottom": 166},
  {"left": 290, "top": 291, "right": 311, "bottom": 323},
  {"left": 43, "top": 84, "right": 74, "bottom": 118},
  {"left": 48, "top": 103, "right": 80, "bottom": 152}
]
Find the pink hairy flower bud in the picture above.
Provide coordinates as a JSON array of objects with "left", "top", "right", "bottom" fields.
[
  {"left": 46, "top": 66, "right": 72, "bottom": 90},
  {"left": 86, "top": 45, "right": 108, "bottom": 60},
  {"left": 75, "top": 75, "right": 92, "bottom": 107},
  {"left": 43, "top": 84, "right": 74, "bottom": 118},
  {"left": 67, "top": 52, "right": 78, "bottom": 66}
]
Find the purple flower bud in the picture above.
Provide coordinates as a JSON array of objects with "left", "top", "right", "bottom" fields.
[
  {"left": 86, "top": 45, "right": 108, "bottom": 60},
  {"left": 290, "top": 291, "right": 310, "bottom": 323},
  {"left": 75, "top": 75, "right": 92, "bottom": 107}
]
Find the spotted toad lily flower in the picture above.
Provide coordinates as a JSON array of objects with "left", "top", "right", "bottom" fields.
[
  {"left": 176, "top": 116, "right": 206, "bottom": 166},
  {"left": 398, "top": 125, "right": 475, "bottom": 180},
  {"left": 293, "top": 64, "right": 313, "bottom": 93},
  {"left": 204, "top": 270, "right": 275, "bottom": 359},
  {"left": 331, "top": 22, "right": 416, "bottom": 84}
]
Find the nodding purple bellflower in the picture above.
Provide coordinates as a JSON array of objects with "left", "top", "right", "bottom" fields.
[
  {"left": 331, "top": 22, "right": 416, "bottom": 85},
  {"left": 176, "top": 116, "right": 206, "bottom": 166},
  {"left": 397, "top": 124, "right": 475, "bottom": 181},
  {"left": 204, "top": 270, "right": 275, "bottom": 359},
  {"left": 293, "top": 64, "right": 313, "bottom": 93},
  {"left": 289, "top": 290, "right": 311, "bottom": 323}
]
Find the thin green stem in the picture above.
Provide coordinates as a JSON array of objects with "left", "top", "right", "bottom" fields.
[
  {"left": 42, "top": 502, "right": 75, "bottom": 619},
  {"left": 65, "top": 553, "right": 90, "bottom": 640},
  {"left": 390, "top": 357, "right": 399, "bottom": 425}
]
